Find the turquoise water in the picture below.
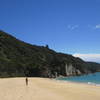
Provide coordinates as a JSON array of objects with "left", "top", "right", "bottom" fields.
[{"left": 57, "top": 72, "right": 100, "bottom": 85}]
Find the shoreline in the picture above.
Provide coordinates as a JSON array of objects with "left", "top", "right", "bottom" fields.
[
  {"left": 55, "top": 72, "right": 100, "bottom": 86},
  {"left": 54, "top": 78, "right": 100, "bottom": 87},
  {"left": 0, "top": 77, "right": 100, "bottom": 100},
  {"left": 1, "top": 76, "right": 100, "bottom": 86}
]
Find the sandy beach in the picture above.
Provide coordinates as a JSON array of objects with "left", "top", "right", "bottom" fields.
[{"left": 0, "top": 78, "right": 100, "bottom": 100}]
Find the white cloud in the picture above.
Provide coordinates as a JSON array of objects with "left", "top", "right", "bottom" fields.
[
  {"left": 73, "top": 53, "right": 100, "bottom": 63},
  {"left": 67, "top": 25, "right": 79, "bottom": 30},
  {"left": 87, "top": 24, "right": 100, "bottom": 30},
  {"left": 95, "top": 24, "right": 100, "bottom": 29}
]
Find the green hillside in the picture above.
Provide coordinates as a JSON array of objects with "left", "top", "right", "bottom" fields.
[{"left": 0, "top": 31, "right": 100, "bottom": 78}]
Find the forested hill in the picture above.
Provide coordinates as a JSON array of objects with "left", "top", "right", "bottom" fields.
[{"left": 0, "top": 31, "right": 100, "bottom": 78}]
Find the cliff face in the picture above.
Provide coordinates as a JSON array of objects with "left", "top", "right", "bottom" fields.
[
  {"left": 65, "top": 64, "right": 80, "bottom": 76},
  {"left": 0, "top": 31, "right": 100, "bottom": 78}
]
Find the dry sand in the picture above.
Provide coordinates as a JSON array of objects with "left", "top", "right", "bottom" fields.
[{"left": 0, "top": 77, "right": 100, "bottom": 100}]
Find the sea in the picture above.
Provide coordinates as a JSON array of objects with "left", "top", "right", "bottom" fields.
[{"left": 56, "top": 72, "right": 100, "bottom": 86}]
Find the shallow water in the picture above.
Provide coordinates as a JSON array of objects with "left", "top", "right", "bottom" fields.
[{"left": 57, "top": 72, "right": 100, "bottom": 85}]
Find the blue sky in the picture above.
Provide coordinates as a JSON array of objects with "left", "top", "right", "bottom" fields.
[{"left": 0, "top": 0, "right": 100, "bottom": 62}]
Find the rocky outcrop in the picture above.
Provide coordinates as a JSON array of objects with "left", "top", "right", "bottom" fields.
[{"left": 65, "top": 64, "right": 81, "bottom": 76}]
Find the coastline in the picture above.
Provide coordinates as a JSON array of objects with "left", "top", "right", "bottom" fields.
[
  {"left": 55, "top": 72, "right": 100, "bottom": 86},
  {"left": 0, "top": 77, "right": 100, "bottom": 100},
  {"left": 55, "top": 78, "right": 100, "bottom": 87}
]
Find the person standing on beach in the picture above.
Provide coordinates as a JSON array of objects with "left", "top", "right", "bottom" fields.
[{"left": 25, "top": 77, "right": 28, "bottom": 86}]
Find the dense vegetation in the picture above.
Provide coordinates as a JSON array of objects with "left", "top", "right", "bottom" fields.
[{"left": 0, "top": 31, "right": 100, "bottom": 78}]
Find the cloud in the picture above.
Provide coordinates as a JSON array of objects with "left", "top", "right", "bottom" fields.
[
  {"left": 67, "top": 25, "right": 79, "bottom": 30},
  {"left": 95, "top": 24, "right": 100, "bottom": 29},
  {"left": 73, "top": 53, "right": 100, "bottom": 63},
  {"left": 87, "top": 24, "right": 100, "bottom": 30}
]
